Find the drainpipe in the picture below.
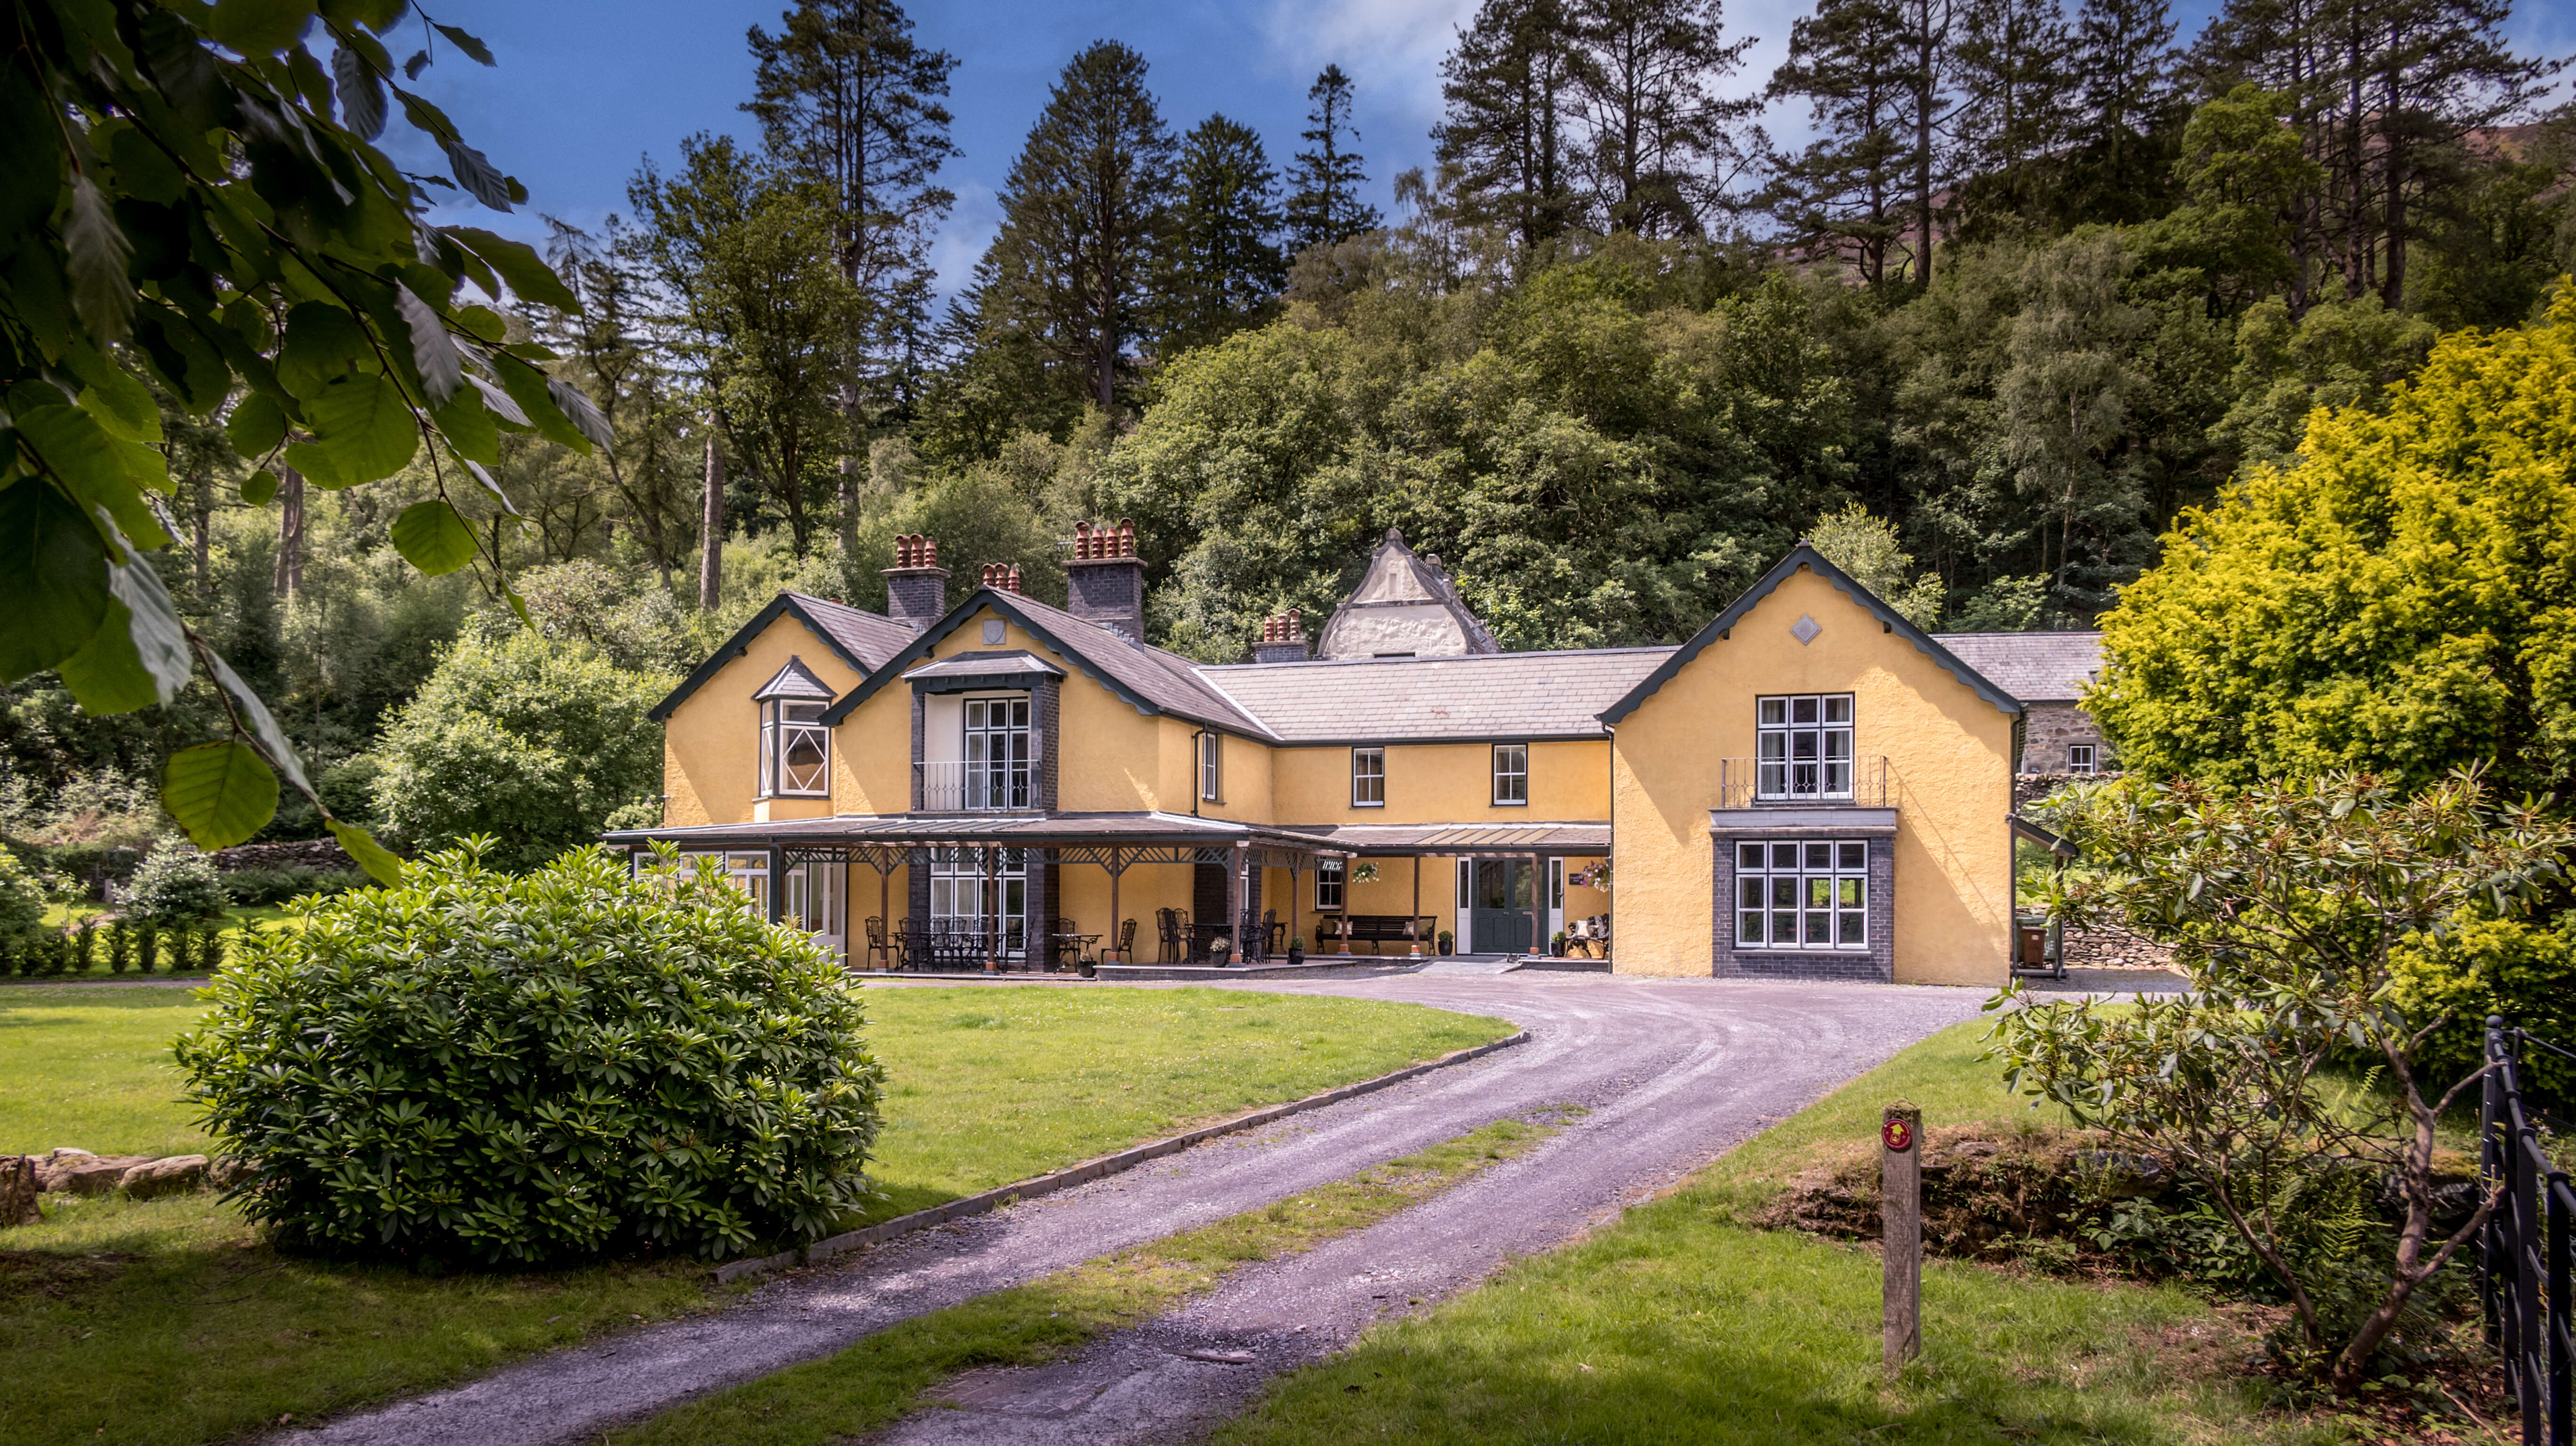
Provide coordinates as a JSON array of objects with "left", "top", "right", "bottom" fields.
[{"left": 1190, "top": 728, "right": 1206, "bottom": 817}]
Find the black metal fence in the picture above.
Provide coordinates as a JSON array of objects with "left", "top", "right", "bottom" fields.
[{"left": 2482, "top": 1019, "right": 2576, "bottom": 1446}]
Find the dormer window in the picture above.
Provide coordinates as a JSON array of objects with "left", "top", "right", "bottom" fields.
[{"left": 752, "top": 658, "right": 836, "bottom": 798}]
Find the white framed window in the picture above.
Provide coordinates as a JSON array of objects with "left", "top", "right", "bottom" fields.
[
  {"left": 760, "top": 700, "right": 830, "bottom": 796},
  {"left": 1315, "top": 858, "right": 1344, "bottom": 910},
  {"left": 963, "top": 695, "right": 1032, "bottom": 810},
  {"left": 2067, "top": 743, "right": 2097, "bottom": 775},
  {"left": 1734, "top": 840, "right": 1869, "bottom": 951},
  {"left": 928, "top": 846, "right": 1027, "bottom": 951},
  {"left": 1492, "top": 742, "right": 1528, "bottom": 806},
  {"left": 1755, "top": 694, "right": 1853, "bottom": 800},
  {"left": 1351, "top": 747, "right": 1385, "bottom": 807},
  {"left": 1199, "top": 731, "right": 1224, "bottom": 803}
]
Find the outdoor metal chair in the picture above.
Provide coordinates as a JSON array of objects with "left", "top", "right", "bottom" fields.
[
  {"left": 1107, "top": 916, "right": 1136, "bottom": 964},
  {"left": 863, "top": 915, "right": 891, "bottom": 970},
  {"left": 1157, "top": 908, "right": 1187, "bottom": 964}
]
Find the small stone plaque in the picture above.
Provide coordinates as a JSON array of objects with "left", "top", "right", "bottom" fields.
[{"left": 1792, "top": 614, "right": 1822, "bottom": 645}]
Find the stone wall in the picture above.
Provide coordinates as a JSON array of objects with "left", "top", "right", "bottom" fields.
[
  {"left": 207, "top": 838, "right": 360, "bottom": 873},
  {"left": 2020, "top": 701, "right": 2109, "bottom": 776}
]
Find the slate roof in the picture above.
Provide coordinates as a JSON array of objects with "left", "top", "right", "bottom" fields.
[
  {"left": 1198, "top": 649, "right": 1674, "bottom": 743},
  {"left": 1600, "top": 545, "right": 2022, "bottom": 723},
  {"left": 749, "top": 657, "right": 837, "bottom": 701},
  {"left": 823, "top": 587, "right": 1274, "bottom": 737},
  {"left": 648, "top": 592, "right": 913, "bottom": 722},
  {"left": 789, "top": 593, "right": 919, "bottom": 670},
  {"left": 903, "top": 650, "right": 1065, "bottom": 681},
  {"left": 1280, "top": 821, "right": 1612, "bottom": 855},
  {"left": 1929, "top": 632, "right": 2104, "bottom": 703}
]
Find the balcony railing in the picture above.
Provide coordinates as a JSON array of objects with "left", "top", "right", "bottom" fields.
[
  {"left": 1718, "top": 755, "right": 1888, "bottom": 809},
  {"left": 915, "top": 759, "right": 1041, "bottom": 812}
]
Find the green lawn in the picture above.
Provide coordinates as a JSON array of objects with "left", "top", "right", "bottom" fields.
[
  {"left": 0, "top": 982, "right": 1510, "bottom": 1446},
  {"left": 1211, "top": 1017, "right": 2342, "bottom": 1446}
]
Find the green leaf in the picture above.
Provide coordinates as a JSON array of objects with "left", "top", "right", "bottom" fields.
[
  {"left": 14, "top": 403, "right": 173, "bottom": 548},
  {"left": 286, "top": 372, "right": 418, "bottom": 487},
  {"left": 547, "top": 375, "right": 613, "bottom": 449},
  {"left": 431, "top": 22, "right": 495, "bottom": 64},
  {"left": 440, "top": 137, "right": 513, "bottom": 212},
  {"left": 227, "top": 392, "right": 289, "bottom": 458},
  {"left": 397, "top": 283, "right": 461, "bottom": 404},
  {"left": 391, "top": 498, "right": 477, "bottom": 575},
  {"left": 431, "top": 387, "right": 499, "bottom": 463},
  {"left": 161, "top": 741, "right": 279, "bottom": 850},
  {"left": 490, "top": 353, "right": 587, "bottom": 450},
  {"left": 277, "top": 301, "right": 375, "bottom": 399},
  {"left": 201, "top": 645, "right": 312, "bottom": 795},
  {"left": 66, "top": 345, "right": 163, "bottom": 444},
  {"left": 0, "top": 480, "right": 113, "bottom": 681},
  {"left": 333, "top": 41, "right": 387, "bottom": 139},
  {"left": 329, "top": 819, "right": 405, "bottom": 884},
  {"left": 444, "top": 228, "right": 579, "bottom": 313},
  {"left": 207, "top": 0, "right": 314, "bottom": 53},
  {"left": 241, "top": 468, "right": 280, "bottom": 506},
  {"left": 57, "top": 534, "right": 193, "bottom": 714},
  {"left": 63, "top": 174, "right": 135, "bottom": 345}
]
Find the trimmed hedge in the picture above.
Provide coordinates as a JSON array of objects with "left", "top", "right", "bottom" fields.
[{"left": 175, "top": 842, "right": 883, "bottom": 1265}]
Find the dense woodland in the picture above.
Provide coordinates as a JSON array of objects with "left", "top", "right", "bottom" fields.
[{"left": 4, "top": 0, "right": 2571, "bottom": 853}]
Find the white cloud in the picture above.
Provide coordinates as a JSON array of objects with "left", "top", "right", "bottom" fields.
[
  {"left": 1261, "top": 0, "right": 1477, "bottom": 129},
  {"left": 931, "top": 180, "right": 1003, "bottom": 297}
]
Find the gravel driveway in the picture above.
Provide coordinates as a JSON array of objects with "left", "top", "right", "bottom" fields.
[{"left": 293, "top": 973, "right": 1988, "bottom": 1446}]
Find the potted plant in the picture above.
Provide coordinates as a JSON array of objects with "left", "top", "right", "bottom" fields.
[
  {"left": 1287, "top": 936, "right": 1304, "bottom": 966},
  {"left": 1436, "top": 928, "right": 1454, "bottom": 955},
  {"left": 1550, "top": 930, "right": 1567, "bottom": 956}
]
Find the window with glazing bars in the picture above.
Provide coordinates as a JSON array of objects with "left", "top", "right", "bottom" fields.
[
  {"left": 2067, "top": 743, "right": 2097, "bottom": 774},
  {"left": 964, "top": 697, "right": 1031, "bottom": 809},
  {"left": 1755, "top": 694, "right": 1853, "bottom": 799},
  {"left": 1315, "top": 858, "right": 1344, "bottom": 909},
  {"left": 1492, "top": 742, "right": 1528, "bottom": 805},
  {"left": 1351, "top": 747, "right": 1385, "bottom": 806},
  {"left": 1734, "top": 840, "right": 1868, "bottom": 950},
  {"left": 760, "top": 700, "right": 829, "bottom": 796}
]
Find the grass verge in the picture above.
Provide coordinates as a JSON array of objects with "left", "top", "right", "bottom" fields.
[
  {"left": 601, "top": 1115, "right": 1568, "bottom": 1446},
  {"left": 0, "top": 984, "right": 1511, "bottom": 1446},
  {"left": 1209, "top": 1018, "right": 2345, "bottom": 1446}
]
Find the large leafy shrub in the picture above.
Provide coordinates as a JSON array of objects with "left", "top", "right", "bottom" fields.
[
  {"left": 0, "top": 849, "right": 47, "bottom": 943},
  {"left": 175, "top": 843, "right": 883, "bottom": 1265},
  {"left": 370, "top": 633, "right": 672, "bottom": 872},
  {"left": 220, "top": 865, "right": 372, "bottom": 907},
  {"left": 123, "top": 840, "right": 228, "bottom": 925},
  {"left": 2090, "top": 286, "right": 2576, "bottom": 796}
]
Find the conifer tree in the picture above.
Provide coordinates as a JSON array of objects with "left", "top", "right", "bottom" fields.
[
  {"left": 1568, "top": 0, "right": 1761, "bottom": 237},
  {"left": 744, "top": 0, "right": 959, "bottom": 539},
  {"left": 1766, "top": 0, "right": 1916, "bottom": 286},
  {"left": 1169, "top": 117, "right": 1288, "bottom": 352},
  {"left": 1438, "top": 0, "right": 1586, "bottom": 251},
  {"left": 1947, "top": 0, "right": 2076, "bottom": 234},
  {"left": 1285, "top": 66, "right": 1383, "bottom": 255},
  {"left": 2062, "top": 0, "right": 2182, "bottom": 223},
  {"left": 972, "top": 41, "right": 1177, "bottom": 410}
]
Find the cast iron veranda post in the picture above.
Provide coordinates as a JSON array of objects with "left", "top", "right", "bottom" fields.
[
  {"left": 765, "top": 844, "right": 785, "bottom": 925},
  {"left": 1884, "top": 1101, "right": 1923, "bottom": 1375}
]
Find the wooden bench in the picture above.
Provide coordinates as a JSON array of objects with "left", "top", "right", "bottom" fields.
[{"left": 1317, "top": 915, "right": 1434, "bottom": 954}]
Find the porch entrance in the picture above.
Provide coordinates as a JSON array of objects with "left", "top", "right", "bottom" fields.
[{"left": 1456, "top": 858, "right": 1569, "bottom": 954}]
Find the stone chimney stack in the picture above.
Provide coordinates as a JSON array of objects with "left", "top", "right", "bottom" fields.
[
  {"left": 1064, "top": 518, "right": 1145, "bottom": 643},
  {"left": 978, "top": 562, "right": 1024, "bottom": 595},
  {"left": 884, "top": 533, "right": 948, "bottom": 631},
  {"left": 1252, "top": 608, "right": 1310, "bottom": 664}
]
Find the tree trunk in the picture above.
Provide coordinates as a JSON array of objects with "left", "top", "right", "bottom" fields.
[
  {"left": 1913, "top": 0, "right": 1937, "bottom": 291},
  {"left": 273, "top": 466, "right": 304, "bottom": 598},
  {"left": 190, "top": 470, "right": 211, "bottom": 604},
  {"left": 699, "top": 434, "right": 724, "bottom": 611}
]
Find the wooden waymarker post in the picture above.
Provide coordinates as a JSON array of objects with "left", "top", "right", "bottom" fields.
[{"left": 1882, "top": 1101, "right": 1922, "bottom": 1375}]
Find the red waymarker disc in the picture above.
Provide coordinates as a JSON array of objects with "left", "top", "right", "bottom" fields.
[{"left": 1882, "top": 1119, "right": 1913, "bottom": 1152}]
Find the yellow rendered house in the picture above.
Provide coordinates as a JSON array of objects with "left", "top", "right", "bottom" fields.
[{"left": 612, "top": 524, "right": 2058, "bottom": 987}]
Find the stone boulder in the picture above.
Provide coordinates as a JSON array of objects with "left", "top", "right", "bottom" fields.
[
  {"left": 1, "top": 1156, "right": 39, "bottom": 1226},
  {"left": 207, "top": 1156, "right": 256, "bottom": 1190},
  {"left": 45, "top": 1152, "right": 155, "bottom": 1195},
  {"left": 120, "top": 1155, "right": 209, "bottom": 1199}
]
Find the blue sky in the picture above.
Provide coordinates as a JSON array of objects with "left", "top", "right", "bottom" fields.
[{"left": 389, "top": 0, "right": 2571, "bottom": 300}]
